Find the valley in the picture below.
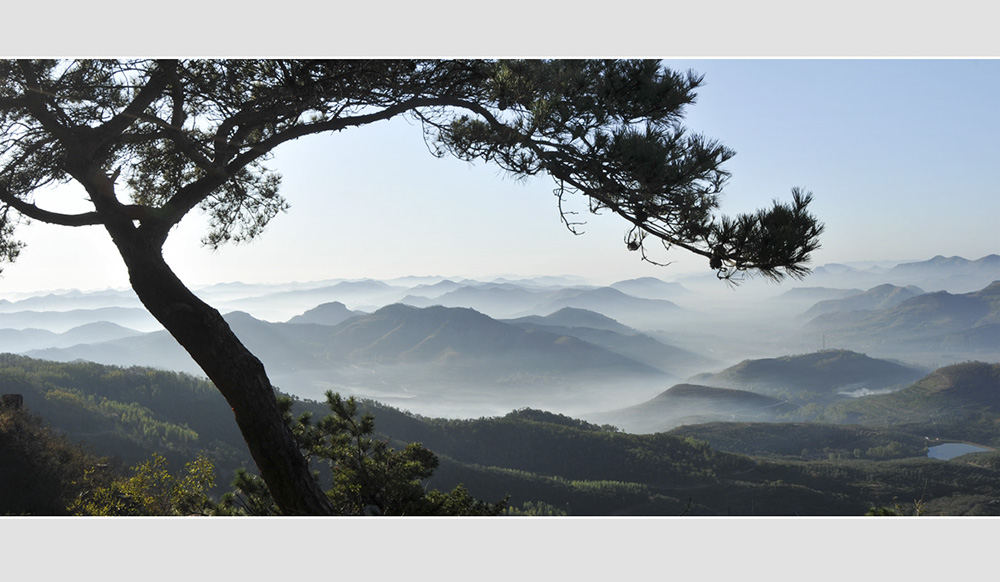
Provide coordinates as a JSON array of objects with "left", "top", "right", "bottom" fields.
[
  {"left": 0, "top": 254, "right": 998, "bottom": 515},
  {"left": 3, "top": 254, "right": 996, "bottom": 420}
]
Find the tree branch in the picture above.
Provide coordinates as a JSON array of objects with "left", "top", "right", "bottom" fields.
[
  {"left": 16, "top": 61, "right": 76, "bottom": 144},
  {"left": 90, "top": 60, "right": 176, "bottom": 152},
  {"left": 0, "top": 184, "right": 102, "bottom": 226},
  {"left": 158, "top": 95, "right": 469, "bottom": 237}
]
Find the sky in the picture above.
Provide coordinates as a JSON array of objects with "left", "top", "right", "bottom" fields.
[{"left": 1, "top": 59, "right": 998, "bottom": 295}]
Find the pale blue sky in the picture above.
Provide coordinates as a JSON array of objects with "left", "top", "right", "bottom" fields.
[{"left": 1, "top": 59, "right": 998, "bottom": 295}]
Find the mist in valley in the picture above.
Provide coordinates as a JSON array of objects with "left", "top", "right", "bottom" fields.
[{"left": 2, "top": 254, "right": 996, "bottom": 429}]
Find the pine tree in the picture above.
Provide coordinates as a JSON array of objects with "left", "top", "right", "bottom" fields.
[{"left": 0, "top": 60, "right": 822, "bottom": 513}]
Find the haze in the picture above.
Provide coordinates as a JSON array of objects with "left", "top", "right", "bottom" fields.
[
  {"left": 0, "top": 57, "right": 997, "bottom": 422},
  {"left": 2, "top": 9, "right": 997, "bottom": 576}
]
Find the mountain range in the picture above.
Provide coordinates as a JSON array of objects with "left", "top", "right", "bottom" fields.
[
  {"left": 286, "top": 301, "right": 365, "bottom": 326},
  {"left": 803, "top": 281, "right": 1000, "bottom": 362},
  {"left": 0, "top": 288, "right": 141, "bottom": 313},
  {"left": 2, "top": 253, "right": 997, "bottom": 418},
  {"left": 582, "top": 349, "right": 939, "bottom": 433},
  {"left": 0, "top": 322, "right": 143, "bottom": 353},
  {"left": 0, "top": 307, "right": 160, "bottom": 333},
  {"left": 217, "top": 279, "right": 411, "bottom": 318},
  {"left": 400, "top": 283, "right": 684, "bottom": 327},
  {"left": 800, "top": 284, "right": 926, "bottom": 318},
  {"left": 608, "top": 277, "right": 691, "bottom": 300},
  {"left": 503, "top": 307, "right": 714, "bottom": 376},
  {"left": 23, "top": 304, "right": 678, "bottom": 416},
  {"left": 803, "top": 255, "right": 999, "bottom": 294},
  {"left": 5, "top": 353, "right": 997, "bottom": 516},
  {"left": 2, "top": 254, "right": 997, "bottom": 516}
]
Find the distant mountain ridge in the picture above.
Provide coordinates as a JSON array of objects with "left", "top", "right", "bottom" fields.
[
  {"left": 286, "top": 301, "right": 365, "bottom": 325},
  {"left": 804, "top": 281, "right": 1000, "bottom": 357},
  {"left": 589, "top": 383, "right": 792, "bottom": 434},
  {"left": 503, "top": 307, "right": 713, "bottom": 376},
  {"left": 689, "top": 349, "right": 926, "bottom": 401},
  {"left": 807, "top": 255, "right": 1000, "bottom": 293},
  {"left": 0, "top": 289, "right": 141, "bottom": 313},
  {"left": 400, "top": 282, "right": 683, "bottom": 327},
  {"left": 608, "top": 277, "right": 690, "bottom": 300},
  {"left": 400, "top": 283, "right": 546, "bottom": 317},
  {"left": 0, "top": 322, "right": 143, "bottom": 353},
  {"left": 890, "top": 254, "right": 1000, "bottom": 276},
  {"left": 533, "top": 287, "right": 682, "bottom": 320},
  {"left": 504, "top": 307, "right": 634, "bottom": 335},
  {"left": 23, "top": 304, "right": 670, "bottom": 413},
  {"left": 802, "top": 284, "right": 925, "bottom": 318},
  {"left": 0, "top": 307, "right": 159, "bottom": 333},
  {"left": 213, "top": 279, "right": 410, "bottom": 319},
  {"left": 319, "top": 303, "right": 664, "bottom": 375},
  {"left": 6, "top": 259, "right": 997, "bottom": 418}
]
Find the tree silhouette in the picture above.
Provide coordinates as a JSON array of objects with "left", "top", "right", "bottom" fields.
[{"left": 0, "top": 59, "right": 822, "bottom": 514}]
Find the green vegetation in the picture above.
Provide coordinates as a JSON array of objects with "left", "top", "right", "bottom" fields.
[
  {"left": 0, "top": 353, "right": 251, "bottom": 484},
  {"left": 825, "top": 361, "right": 1000, "bottom": 446},
  {"left": 409, "top": 410, "right": 747, "bottom": 487},
  {"left": 0, "top": 404, "right": 108, "bottom": 515},
  {"left": 0, "top": 372, "right": 504, "bottom": 516},
  {"left": 1, "top": 355, "right": 997, "bottom": 516},
  {"left": 690, "top": 349, "right": 925, "bottom": 403},
  {"left": 667, "top": 422, "right": 930, "bottom": 461},
  {"left": 0, "top": 59, "right": 824, "bottom": 514},
  {"left": 69, "top": 452, "right": 217, "bottom": 516},
  {"left": 214, "top": 392, "right": 507, "bottom": 516}
]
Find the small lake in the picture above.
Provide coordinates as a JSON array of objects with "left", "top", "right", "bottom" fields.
[{"left": 927, "top": 443, "right": 992, "bottom": 460}]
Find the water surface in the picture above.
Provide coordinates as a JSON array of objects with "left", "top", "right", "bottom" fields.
[{"left": 927, "top": 443, "right": 991, "bottom": 460}]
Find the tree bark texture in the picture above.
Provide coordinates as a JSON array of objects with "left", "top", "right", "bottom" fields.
[{"left": 111, "top": 232, "right": 333, "bottom": 515}]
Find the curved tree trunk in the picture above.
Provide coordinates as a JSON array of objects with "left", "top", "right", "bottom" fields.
[{"left": 111, "top": 234, "right": 333, "bottom": 515}]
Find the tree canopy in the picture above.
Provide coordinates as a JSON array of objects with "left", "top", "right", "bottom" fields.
[
  {"left": 0, "top": 59, "right": 823, "bottom": 514},
  {"left": 0, "top": 59, "right": 821, "bottom": 281}
]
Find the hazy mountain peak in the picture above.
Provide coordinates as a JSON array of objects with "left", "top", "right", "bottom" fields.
[
  {"left": 63, "top": 321, "right": 141, "bottom": 334},
  {"left": 614, "top": 276, "right": 667, "bottom": 284},
  {"left": 286, "top": 301, "right": 362, "bottom": 326},
  {"left": 691, "top": 349, "right": 925, "bottom": 398},
  {"left": 804, "top": 281, "right": 1000, "bottom": 359},
  {"left": 866, "top": 283, "right": 915, "bottom": 293},
  {"left": 333, "top": 279, "right": 392, "bottom": 289},
  {"left": 366, "top": 303, "right": 497, "bottom": 328},
  {"left": 975, "top": 280, "right": 1000, "bottom": 296},
  {"left": 541, "top": 307, "right": 631, "bottom": 330},
  {"left": 222, "top": 310, "right": 263, "bottom": 324},
  {"left": 655, "top": 383, "right": 780, "bottom": 401},
  {"left": 890, "top": 254, "right": 999, "bottom": 273},
  {"left": 813, "top": 263, "right": 860, "bottom": 275},
  {"left": 609, "top": 277, "right": 689, "bottom": 300},
  {"left": 829, "top": 361, "right": 1000, "bottom": 424}
]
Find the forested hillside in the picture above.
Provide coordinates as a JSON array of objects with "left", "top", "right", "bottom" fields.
[
  {"left": 0, "top": 354, "right": 251, "bottom": 477},
  {"left": 1, "top": 355, "right": 997, "bottom": 516},
  {"left": 689, "top": 349, "right": 926, "bottom": 402},
  {"left": 0, "top": 404, "right": 106, "bottom": 515}
]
